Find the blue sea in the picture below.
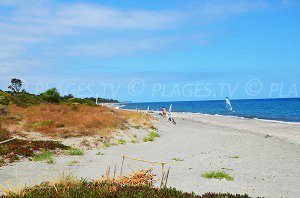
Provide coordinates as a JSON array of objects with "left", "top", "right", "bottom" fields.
[{"left": 123, "top": 98, "right": 300, "bottom": 123}]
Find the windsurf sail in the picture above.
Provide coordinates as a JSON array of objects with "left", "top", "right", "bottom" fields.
[
  {"left": 168, "top": 104, "right": 172, "bottom": 113},
  {"left": 147, "top": 106, "right": 150, "bottom": 111},
  {"left": 225, "top": 97, "right": 233, "bottom": 111}
]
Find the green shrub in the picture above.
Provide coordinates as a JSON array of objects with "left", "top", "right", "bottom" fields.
[
  {"left": 40, "top": 88, "right": 61, "bottom": 103},
  {"left": 65, "top": 98, "right": 96, "bottom": 106},
  {"left": 201, "top": 171, "right": 234, "bottom": 181},
  {"left": 149, "top": 131, "right": 160, "bottom": 138},
  {"left": 118, "top": 139, "right": 126, "bottom": 145},
  {"left": 143, "top": 132, "right": 160, "bottom": 142},
  {"left": 34, "top": 149, "right": 55, "bottom": 164},
  {"left": 68, "top": 148, "right": 84, "bottom": 156},
  {"left": 0, "top": 91, "right": 44, "bottom": 107}
]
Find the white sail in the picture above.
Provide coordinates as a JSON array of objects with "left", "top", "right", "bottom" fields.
[
  {"left": 168, "top": 104, "right": 172, "bottom": 113},
  {"left": 226, "top": 97, "right": 233, "bottom": 111},
  {"left": 147, "top": 106, "right": 150, "bottom": 111}
]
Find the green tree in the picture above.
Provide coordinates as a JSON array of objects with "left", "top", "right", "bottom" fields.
[
  {"left": 8, "top": 78, "right": 22, "bottom": 93},
  {"left": 41, "top": 88, "right": 61, "bottom": 103}
]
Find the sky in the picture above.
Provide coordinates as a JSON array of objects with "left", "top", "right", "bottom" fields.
[{"left": 0, "top": 0, "right": 299, "bottom": 102}]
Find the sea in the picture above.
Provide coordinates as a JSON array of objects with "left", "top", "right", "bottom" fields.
[{"left": 123, "top": 98, "right": 300, "bottom": 123}]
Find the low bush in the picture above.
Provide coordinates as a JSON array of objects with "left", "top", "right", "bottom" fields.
[
  {"left": 64, "top": 98, "right": 96, "bottom": 106},
  {"left": 143, "top": 131, "right": 160, "bottom": 142},
  {"left": 67, "top": 148, "right": 84, "bottom": 156},
  {"left": 0, "top": 139, "right": 69, "bottom": 166},
  {"left": 40, "top": 88, "right": 61, "bottom": 103},
  {"left": 0, "top": 91, "right": 44, "bottom": 107},
  {"left": 34, "top": 149, "right": 55, "bottom": 164},
  {"left": 3, "top": 181, "right": 251, "bottom": 198}
]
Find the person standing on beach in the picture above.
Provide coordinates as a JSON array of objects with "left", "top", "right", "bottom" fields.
[{"left": 162, "top": 107, "right": 167, "bottom": 118}]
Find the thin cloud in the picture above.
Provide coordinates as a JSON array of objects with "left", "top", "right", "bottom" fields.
[{"left": 0, "top": 0, "right": 289, "bottom": 76}]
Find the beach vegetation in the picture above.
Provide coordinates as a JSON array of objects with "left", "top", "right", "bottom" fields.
[
  {"left": 69, "top": 160, "right": 79, "bottom": 165},
  {"left": 143, "top": 131, "right": 160, "bottom": 142},
  {"left": 34, "top": 149, "right": 55, "bottom": 164},
  {"left": 95, "top": 152, "right": 104, "bottom": 156},
  {"left": 67, "top": 148, "right": 84, "bottom": 156},
  {"left": 40, "top": 88, "right": 61, "bottom": 103},
  {"left": 103, "top": 142, "right": 112, "bottom": 148},
  {"left": 2, "top": 178, "right": 251, "bottom": 198},
  {"left": 1, "top": 104, "right": 151, "bottom": 138},
  {"left": 229, "top": 156, "right": 240, "bottom": 159},
  {"left": 0, "top": 125, "right": 69, "bottom": 166},
  {"left": 172, "top": 158, "right": 184, "bottom": 162},
  {"left": 64, "top": 98, "right": 96, "bottom": 106},
  {"left": 201, "top": 171, "right": 234, "bottom": 181},
  {"left": 118, "top": 139, "right": 126, "bottom": 145},
  {"left": 131, "top": 139, "right": 139, "bottom": 144},
  {"left": 149, "top": 131, "right": 160, "bottom": 138}
]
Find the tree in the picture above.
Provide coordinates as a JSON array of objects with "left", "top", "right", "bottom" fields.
[
  {"left": 8, "top": 78, "right": 22, "bottom": 93},
  {"left": 40, "top": 88, "right": 61, "bottom": 103}
]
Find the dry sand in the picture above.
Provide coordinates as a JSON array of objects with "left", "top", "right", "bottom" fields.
[{"left": 0, "top": 113, "right": 299, "bottom": 197}]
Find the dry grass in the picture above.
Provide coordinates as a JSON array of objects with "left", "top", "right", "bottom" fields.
[{"left": 1, "top": 104, "right": 151, "bottom": 138}]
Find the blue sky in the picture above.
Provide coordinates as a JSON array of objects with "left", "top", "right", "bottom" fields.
[{"left": 0, "top": 0, "right": 299, "bottom": 102}]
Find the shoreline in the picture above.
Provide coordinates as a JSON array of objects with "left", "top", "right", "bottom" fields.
[{"left": 125, "top": 108, "right": 300, "bottom": 125}]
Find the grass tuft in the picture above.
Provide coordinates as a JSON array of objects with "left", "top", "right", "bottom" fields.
[
  {"left": 95, "top": 152, "right": 104, "bottom": 156},
  {"left": 172, "top": 158, "right": 184, "bottom": 162},
  {"left": 118, "top": 139, "right": 126, "bottom": 145},
  {"left": 103, "top": 142, "right": 112, "bottom": 148},
  {"left": 67, "top": 148, "right": 84, "bottom": 156},
  {"left": 34, "top": 149, "right": 55, "bottom": 164},
  {"left": 69, "top": 160, "right": 79, "bottom": 165},
  {"left": 143, "top": 132, "right": 160, "bottom": 142},
  {"left": 229, "top": 156, "right": 240, "bottom": 159},
  {"left": 201, "top": 171, "right": 234, "bottom": 181},
  {"left": 131, "top": 139, "right": 139, "bottom": 144}
]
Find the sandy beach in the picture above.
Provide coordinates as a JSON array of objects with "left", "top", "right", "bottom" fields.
[{"left": 0, "top": 112, "right": 299, "bottom": 197}]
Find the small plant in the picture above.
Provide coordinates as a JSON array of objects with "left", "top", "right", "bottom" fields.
[
  {"left": 201, "top": 171, "right": 234, "bottom": 181},
  {"left": 103, "top": 142, "right": 112, "bottom": 148},
  {"left": 172, "top": 158, "right": 184, "bottom": 162},
  {"left": 143, "top": 132, "right": 160, "bottom": 142},
  {"left": 133, "top": 134, "right": 137, "bottom": 138},
  {"left": 96, "top": 152, "right": 104, "bottom": 156},
  {"left": 35, "top": 120, "right": 55, "bottom": 126},
  {"left": 69, "top": 160, "right": 79, "bottom": 165},
  {"left": 34, "top": 149, "right": 55, "bottom": 164},
  {"left": 47, "top": 158, "right": 55, "bottom": 164},
  {"left": 149, "top": 131, "right": 160, "bottom": 139},
  {"left": 68, "top": 148, "right": 84, "bottom": 156},
  {"left": 118, "top": 139, "right": 126, "bottom": 145},
  {"left": 131, "top": 139, "right": 139, "bottom": 144},
  {"left": 143, "top": 137, "right": 152, "bottom": 142},
  {"left": 229, "top": 155, "right": 240, "bottom": 159},
  {"left": 133, "top": 125, "right": 141, "bottom": 129}
]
